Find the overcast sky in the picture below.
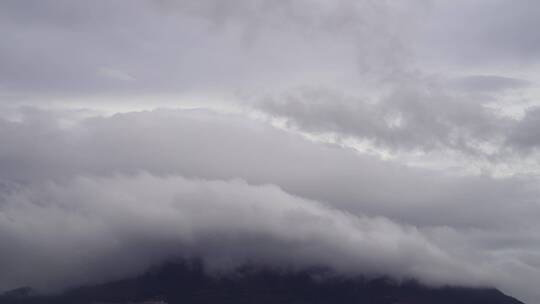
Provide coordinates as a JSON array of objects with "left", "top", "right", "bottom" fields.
[{"left": 2, "top": 1, "right": 540, "bottom": 303}]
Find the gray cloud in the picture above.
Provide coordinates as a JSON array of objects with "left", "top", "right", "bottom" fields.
[
  {"left": 0, "top": 174, "right": 485, "bottom": 292},
  {"left": 0, "top": 0, "right": 424, "bottom": 100},
  {"left": 255, "top": 81, "right": 540, "bottom": 167},
  {"left": 423, "top": 0, "right": 540, "bottom": 66},
  {"left": 1, "top": 0, "right": 538, "bottom": 100},
  {"left": 0, "top": 108, "right": 535, "bottom": 230},
  {"left": 507, "top": 107, "right": 540, "bottom": 151},
  {"left": 256, "top": 85, "right": 509, "bottom": 154},
  {"left": 1, "top": 108, "right": 540, "bottom": 302},
  {"left": 451, "top": 75, "right": 532, "bottom": 93},
  {"left": 2, "top": 1, "right": 540, "bottom": 303}
]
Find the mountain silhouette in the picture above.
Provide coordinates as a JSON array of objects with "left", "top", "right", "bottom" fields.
[{"left": 0, "top": 260, "right": 525, "bottom": 304}]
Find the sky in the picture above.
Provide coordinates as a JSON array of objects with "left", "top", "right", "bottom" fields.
[{"left": 2, "top": 0, "right": 540, "bottom": 303}]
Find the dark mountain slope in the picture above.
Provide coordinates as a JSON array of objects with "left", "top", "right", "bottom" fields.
[{"left": 0, "top": 261, "right": 525, "bottom": 304}]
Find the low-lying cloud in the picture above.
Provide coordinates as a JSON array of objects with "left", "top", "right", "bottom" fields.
[
  {"left": 2, "top": 1, "right": 540, "bottom": 303},
  {"left": 0, "top": 174, "right": 485, "bottom": 291},
  {"left": 0, "top": 108, "right": 539, "bottom": 302}
]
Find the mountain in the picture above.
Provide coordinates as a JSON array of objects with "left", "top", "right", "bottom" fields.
[{"left": 0, "top": 261, "right": 525, "bottom": 304}]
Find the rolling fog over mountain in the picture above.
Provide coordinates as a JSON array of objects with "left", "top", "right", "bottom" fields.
[{"left": 2, "top": 1, "right": 540, "bottom": 303}]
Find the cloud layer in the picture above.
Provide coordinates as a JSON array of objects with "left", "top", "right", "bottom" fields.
[
  {"left": 0, "top": 109, "right": 539, "bottom": 303},
  {"left": 2, "top": 1, "right": 540, "bottom": 303},
  {"left": 0, "top": 174, "right": 482, "bottom": 291}
]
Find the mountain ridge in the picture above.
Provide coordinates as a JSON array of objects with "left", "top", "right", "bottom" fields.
[{"left": 0, "top": 261, "right": 525, "bottom": 304}]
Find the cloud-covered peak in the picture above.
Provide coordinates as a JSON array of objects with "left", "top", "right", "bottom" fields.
[{"left": 2, "top": 1, "right": 540, "bottom": 303}]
